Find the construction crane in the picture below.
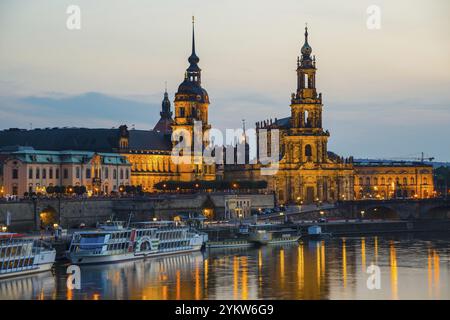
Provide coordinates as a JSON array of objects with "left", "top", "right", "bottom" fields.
[{"left": 387, "top": 152, "right": 434, "bottom": 163}]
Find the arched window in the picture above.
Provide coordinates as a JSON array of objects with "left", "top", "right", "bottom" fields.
[
  {"left": 403, "top": 177, "right": 407, "bottom": 185},
  {"left": 374, "top": 177, "right": 378, "bottom": 185},
  {"left": 410, "top": 177, "right": 415, "bottom": 185},
  {"left": 395, "top": 177, "right": 400, "bottom": 185},
  {"left": 120, "top": 169, "right": 124, "bottom": 180},
  {"left": 423, "top": 177, "right": 428, "bottom": 185},
  {"left": 381, "top": 177, "right": 385, "bottom": 185},
  {"left": 359, "top": 177, "right": 363, "bottom": 185},
  {"left": 305, "top": 144, "right": 312, "bottom": 157},
  {"left": 366, "top": 177, "right": 370, "bottom": 186}
]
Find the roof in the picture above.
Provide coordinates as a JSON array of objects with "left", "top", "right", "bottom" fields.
[
  {"left": 0, "top": 127, "right": 173, "bottom": 153},
  {"left": 275, "top": 117, "right": 291, "bottom": 128},
  {"left": 354, "top": 160, "right": 433, "bottom": 168},
  {"left": 0, "top": 128, "right": 120, "bottom": 152},
  {"left": 1, "top": 148, "right": 130, "bottom": 165},
  {"left": 128, "top": 130, "right": 172, "bottom": 151}
]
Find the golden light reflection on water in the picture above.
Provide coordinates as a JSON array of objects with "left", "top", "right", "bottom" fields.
[
  {"left": 374, "top": 236, "right": 378, "bottom": 263},
  {"left": 0, "top": 236, "right": 448, "bottom": 300},
  {"left": 342, "top": 238, "right": 347, "bottom": 288},
  {"left": 389, "top": 241, "right": 398, "bottom": 300},
  {"left": 241, "top": 256, "right": 248, "bottom": 300},
  {"left": 233, "top": 255, "right": 239, "bottom": 300},
  {"left": 280, "top": 248, "right": 285, "bottom": 288},
  {"left": 427, "top": 249, "right": 441, "bottom": 299},
  {"left": 297, "top": 244, "right": 304, "bottom": 291},
  {"left": 361, "top": 237, "right": 366, "bottom": 270}
]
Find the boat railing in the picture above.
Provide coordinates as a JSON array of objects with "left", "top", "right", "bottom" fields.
[{"left": 0, "top": 238, "right": 38, "bottom": 274}]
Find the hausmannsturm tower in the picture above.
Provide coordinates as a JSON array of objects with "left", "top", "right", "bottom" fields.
[{"left": 172, "top": 17, "right": 215, "bottom": 181}]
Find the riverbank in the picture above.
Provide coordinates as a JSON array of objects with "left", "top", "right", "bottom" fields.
[{"left": 201, "top": 219, "right": 450, "bottom": 240}]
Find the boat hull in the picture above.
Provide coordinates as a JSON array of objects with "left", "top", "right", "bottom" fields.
[
  {"left": 68, "top": 245, "right": 202, "bottom": 265},
  {"left": 206, "top": 241, "right": 253, "bottom": 249},
  {"left": 0, "top": 250, "right": 56, "bottom": 280}
]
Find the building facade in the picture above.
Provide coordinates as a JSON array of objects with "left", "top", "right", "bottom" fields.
[
  {"left": 0, "top": 147, "right": 131, "bottom": 196},
  {"left": 354, "top": 161, "right": 434, "bottom": 199}
]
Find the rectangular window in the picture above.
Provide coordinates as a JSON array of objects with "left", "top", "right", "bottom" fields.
[
  {"left": 49, "top": 168, "right": 53, "bottom": 179},
  {"left": 125, "top": 169, "right": 129, "bottom": 179},
  {"left": 36, "top": 168, "right": 40, "bottom": 179},
  {"left": 42, "top": 169, "right": 46, "bottom": 179},
  {"left": 113, "top": 169, "right": 117, "bottom": 179},
  {"left": 12, "top": 169, "right": 18, "bottom": 180},
  {"left": 56, "top": 169, "right": 59, "bottom": 179},
  {"left": 120, "top": 169, "right": 123, "bottom": 180},
  {"left": 63, "top": 168, "right": 68, "bottom": 179},
  {"left": 86, "top": 168, "right": 91, "bottom": 179},
  {"left": 104, "top": 167, "right": 109, "bottom": 179},
  {"left": 29, "top": 168, "right": 33, "bottom": 179},
  {"left": 76, "top": 167, "right": 80, "bottom": 179}
]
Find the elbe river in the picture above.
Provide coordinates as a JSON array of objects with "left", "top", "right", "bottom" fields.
[{"left": 0, "top": 232, "right": 448, "bottom": 300}]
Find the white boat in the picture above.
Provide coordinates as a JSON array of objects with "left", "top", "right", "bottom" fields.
[
  {"left": 249, "top": 228, "right": 301, "bottom": 245},
  {"left": 0, "top": 233, "right": 56, "bottom": 279},
  {"left": 67, "top": 221, "right": 206, "bottom": 265}
]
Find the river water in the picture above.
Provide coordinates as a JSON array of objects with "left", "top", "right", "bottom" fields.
[{"left": 0, "top": 232, "right": 448, "bottom": 300}]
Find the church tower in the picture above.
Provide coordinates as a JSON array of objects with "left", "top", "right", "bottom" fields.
[
  {"left": 288, "top": 25, "right": 329, "bottom": 163},
  {"left": 153, "top": 88, "right": 173, "bottom": 134},
  {"left": 172, "top": 17, "right": 214, "bottom": 180}
]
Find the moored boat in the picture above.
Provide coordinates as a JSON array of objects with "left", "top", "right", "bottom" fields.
[
  {"left": 67, "top": 221, "right": 206, "bottom": 265},
  {"left": 307, "top": 225, "right": 332, "bottom": 239},
  {"left": 249, "top": 227, "right": 301, "bottom": 245},
  {"left": 0, "top": 233, "right": 56, "bottom": 279},
  {"left": 206, "top": 239, "right": 253, "bottom": 249}
]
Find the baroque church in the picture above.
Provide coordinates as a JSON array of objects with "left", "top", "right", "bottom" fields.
[{"left": 224, "top": 27, "right": 355, "bottom": 204}]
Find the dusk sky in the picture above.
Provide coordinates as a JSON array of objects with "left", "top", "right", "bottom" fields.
[{"left": 1, "top": 0, "right": 449, "bottom": 160}]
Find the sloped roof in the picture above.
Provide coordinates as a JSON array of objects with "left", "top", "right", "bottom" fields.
[
  {"left": 128, "top": 130, "right": 172, "bottom": 151},
  {"left": 0, "top": 128, "right": 120, "bottom": 152},
  {"left": 0, "top": 128, "right": 173, "bottom": 152}
]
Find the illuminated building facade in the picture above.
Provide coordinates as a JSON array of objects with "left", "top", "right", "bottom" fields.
[
  {"left": 354, "top": 161, "right": 434, "bottom": 199},
  {"left": 0, "top": 146, "right": 130, "bottom": 196}
]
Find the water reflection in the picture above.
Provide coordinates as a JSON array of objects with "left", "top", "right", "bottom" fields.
[{"left": 0, "top": 233, "right": 448, "bottom": 300}]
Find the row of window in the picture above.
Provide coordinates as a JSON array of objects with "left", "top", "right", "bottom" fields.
[
  {"left": 357, "top": 176, "right": 428, "bottom": 186},
  {"left": 12, "top": 167, "right": 130, "bottom": 181}
]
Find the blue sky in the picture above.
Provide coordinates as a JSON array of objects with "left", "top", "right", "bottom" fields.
[{"left": 0, "top": 0, "right": 449, "bottom": 160}]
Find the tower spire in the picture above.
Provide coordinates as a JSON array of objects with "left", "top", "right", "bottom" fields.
[
  {"left": 188, "top": 16, "right": 199, "bottom": 66},
  {"left": 192, "top": 16, "right": 196, "bottom": 56}
]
